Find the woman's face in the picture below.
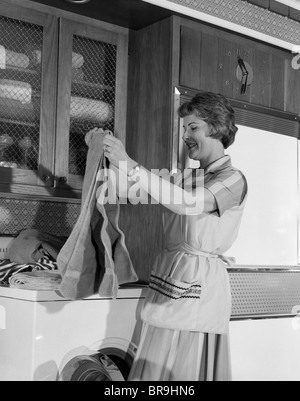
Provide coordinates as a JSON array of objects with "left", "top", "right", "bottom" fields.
[{"left": 182, "top": 113, "right": 212, "bottom": 161}]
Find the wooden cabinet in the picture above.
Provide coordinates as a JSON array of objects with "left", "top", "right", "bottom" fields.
[
  {"left": 0, "top": 5, "right": 58, "bottom": 196},
  {"left": 55, "top": 18, "right": 128, "bottom": 193},
  {"left": 0, "top": 2, "right": 128, "bottom": 199},
  {"left": 123, "top": 16, "right": 300, "bottom": 281},
  {"left": 179, "top": 19, "right": 300, "bottom": 115}
]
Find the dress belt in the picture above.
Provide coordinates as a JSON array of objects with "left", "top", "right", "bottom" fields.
[{"left": 167, "top": 242, "right": 236, "bottom": 268}]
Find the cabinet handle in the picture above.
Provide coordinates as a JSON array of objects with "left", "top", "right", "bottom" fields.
[
  {"left": 52, "top": 176, "right": 68, "bottom": 188},
  {"left": 43, "top": 175, "right": 52, "bottom": 182}
]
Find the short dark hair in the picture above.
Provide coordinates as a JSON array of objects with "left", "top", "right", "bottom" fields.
[{"left": 178, "top": 91, "right": 238, "bottom": 149}]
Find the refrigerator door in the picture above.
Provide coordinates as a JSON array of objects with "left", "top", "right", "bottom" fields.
[{"left": 226, "top": 125, "right": 298, "bottom": 266}]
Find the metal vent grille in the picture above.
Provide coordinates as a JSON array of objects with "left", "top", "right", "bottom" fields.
[
  {"left": 177, "top": 86, "right": 300, "bottom": 139},
  {"left": 0, "top": 15, "right": 43, "bottom": 171},
  {"left": 234, "top": 107, "right": 299, "bottom": 139},
  {"left": 229, "top": 268, "right": 300, "bottom": 319},
  {"left": 69, "top": 35, "right": 117, "bottom": 176}
]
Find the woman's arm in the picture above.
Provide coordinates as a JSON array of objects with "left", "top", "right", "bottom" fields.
[
  {"left": 102, "top": 134, "right": 216, "bottom": 215},
  {"left": 126, "top": 165, "right": 217, "bottom": 215}
]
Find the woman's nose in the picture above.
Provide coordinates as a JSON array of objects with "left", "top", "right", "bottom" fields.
[{"left": 182, "top": 130, "right": 189, "bottom": 141}]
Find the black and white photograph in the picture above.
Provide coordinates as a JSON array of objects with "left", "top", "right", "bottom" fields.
[{"left": 0, "top": 0, "right": 300, "bottom": 384}]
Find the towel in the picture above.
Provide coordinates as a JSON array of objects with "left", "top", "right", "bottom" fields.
[
  {"left": 0, "top": 257, "right": 58, "bottom": 285},
  {"left": 9, "top": 229, "right": 66, "bottom": 264},
  {"left": 6, "top": 50, "right": 30, "bottom": 69},
  {"left": 72, "top": 68, "right": 84, "bottom": 82},
  {"left": 9, "top": 270, "right": 61, "bottom": 290},
  {"left": 0, "top": 79, "right": 32, "bottom": 104},
  {"left": 70, "top": 97, "right": 113, "bottom": 123},
  {"left": 57, "top": 130, "right": 138, "bottom": 300},
  {"left": 32, "top": 50, "right": 84, "bottom": 69},
  {"left": 0, "top": 98, "right": 36, "bottom": 122}
]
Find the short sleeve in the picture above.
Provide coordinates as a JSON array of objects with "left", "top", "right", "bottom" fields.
[{"left": 205, "top": 170, "right": 247, "bottom": 217}]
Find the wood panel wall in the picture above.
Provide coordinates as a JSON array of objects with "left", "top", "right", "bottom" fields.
[
  {"left": 179, "top": 20, "right": 300, "bottom": 115},
  {"left": 119, "top": 18, "right": 175, "bottom": 282}
]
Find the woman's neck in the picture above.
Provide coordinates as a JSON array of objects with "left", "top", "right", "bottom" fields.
[{"left": 200, "top": 146, "right": 225, "bottom": 170}]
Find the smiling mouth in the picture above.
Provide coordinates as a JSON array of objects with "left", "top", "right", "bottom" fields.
[{"left": 185, "top": 142, "right": 198, "bottom": 151}]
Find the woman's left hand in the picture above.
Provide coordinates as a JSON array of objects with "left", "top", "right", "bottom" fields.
[{"left": 102, "top": 133, "right": 133, "bottom": 170}]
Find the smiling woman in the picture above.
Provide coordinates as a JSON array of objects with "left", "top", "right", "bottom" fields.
[{"left": 101, "top": 91, "right": 248, "bottom": 381}]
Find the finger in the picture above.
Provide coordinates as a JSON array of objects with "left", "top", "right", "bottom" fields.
[
  {"left": 92, "top": 127, "right": 104, "bottom": 133},
  {"left": 103, "top": 137, "right": 119, "bottom": 148},
  {"left": 103, "top": 138, "right": 115, "bottom": 148},
  {"left": 104, "top": 134, "right": 121, "bottom": 144}
]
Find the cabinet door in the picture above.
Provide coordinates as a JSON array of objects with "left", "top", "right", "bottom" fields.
[
  {"left": 0, "top": 5, "right": 57, "bottom": 195},
  {"left": 55, "top": 18, "right": 128, "bottom": 191},
  {"left": 179, "top": 22, "right": 289, "bottom": 111}
]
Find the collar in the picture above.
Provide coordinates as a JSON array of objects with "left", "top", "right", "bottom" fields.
[{"left": 204, "top": 155, "right": 232, "bottom": 174}]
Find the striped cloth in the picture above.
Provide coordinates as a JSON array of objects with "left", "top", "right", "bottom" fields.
[{"left": 0, "top": 257, "right": 58, "bottom": 286}]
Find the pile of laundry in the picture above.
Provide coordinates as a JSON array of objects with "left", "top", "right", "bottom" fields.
[{"left": 0, "top": 229, "right": 65, "bottom": 290}]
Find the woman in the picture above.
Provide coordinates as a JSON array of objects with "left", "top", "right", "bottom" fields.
[{"left": 102, "top": 91, "right": 247, "bottom": 381}]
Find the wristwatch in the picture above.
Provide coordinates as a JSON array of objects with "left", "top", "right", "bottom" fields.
[{"left": 127, "top": 164, "right": 141, "bottom": 178}]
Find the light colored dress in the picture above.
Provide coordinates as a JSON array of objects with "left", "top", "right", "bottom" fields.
[{"left": 128, "top": 155, "right": 247, "bottom": 381}]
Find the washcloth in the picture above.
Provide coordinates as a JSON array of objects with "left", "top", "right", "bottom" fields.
[
  {"left": 70, "top": 96, "right": 113, "bottom": 123},
  {"left": 9, "top": 270, "right": 61, "bottom": 290},
  {"left": 9, "top": 229, "right": 66, "bottom": 264},
  {"left": 57, "top": 130, "right": 138, "bottom": 300}
]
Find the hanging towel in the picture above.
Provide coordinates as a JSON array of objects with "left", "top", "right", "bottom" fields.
[{"left": 57, "top": 129, "right": 138, "bottom": 300}]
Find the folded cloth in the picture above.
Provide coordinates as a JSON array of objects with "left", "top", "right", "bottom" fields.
[
  {"left": 57, "top": 130, "right": 138, "bottom": 300},
  {"left": 33, "top": 50, "right": 83, "bottom": 69},
  {"left": 70, "top": 97, "right": 113, "bottom": 123},
  {"left": 9, "top": 229, "right": 66, "bottom": 264},
  {"left": 6, "top": 50, "right": 30, "bottom": 69},
  {"left": 0, "top": 257, "right": 58, "bottom": 285},
  {"left": 9, "top": 270, "right": 61, "bottom": 290},
  {"left": 0, "top": 79, "right": 32, "bottom": 104},
  {"left": 72, "top": 68, "right": 84, "bottom": 82}
]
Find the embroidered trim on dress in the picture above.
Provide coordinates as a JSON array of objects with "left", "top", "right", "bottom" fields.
[{"left": 149, "top": 274, "right": 202, "bottom": 300}]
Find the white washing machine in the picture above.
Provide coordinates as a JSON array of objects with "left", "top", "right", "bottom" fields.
[{"left": 0, "top": 284, "right": 147, "bottom": 381}]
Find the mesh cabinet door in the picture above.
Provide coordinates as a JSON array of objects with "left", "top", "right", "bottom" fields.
[
  {"left": 0, "top": 6, "right": 57, "bottom": 192},
  {"left": 55, "top": 19, "right": 128, "bottom": 191}
]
